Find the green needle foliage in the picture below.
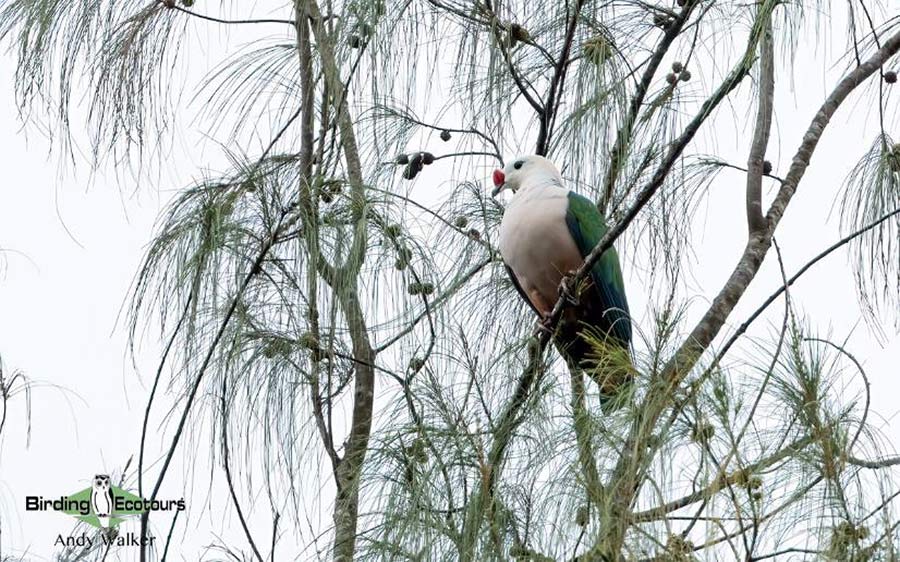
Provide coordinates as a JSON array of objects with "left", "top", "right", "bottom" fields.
[{"left": 2, "top": 1, "right": 900, "bottom": 561}]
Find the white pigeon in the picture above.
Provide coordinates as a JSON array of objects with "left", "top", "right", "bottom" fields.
[{"left": 493, "top": 155, "right": 633, "bottom": 404}]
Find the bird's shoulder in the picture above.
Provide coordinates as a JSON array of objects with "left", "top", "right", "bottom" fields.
[{"left": 565, "top": 191, "right": 609, "bottom": 226}]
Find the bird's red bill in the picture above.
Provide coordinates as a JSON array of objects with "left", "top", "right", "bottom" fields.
[{"left": 492, "top": 169, "right": 505, "bottom": 187}]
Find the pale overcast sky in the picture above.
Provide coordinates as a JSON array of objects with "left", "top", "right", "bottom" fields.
[{"left": 0, "top": 8, "right": 898, "bottom": 561}]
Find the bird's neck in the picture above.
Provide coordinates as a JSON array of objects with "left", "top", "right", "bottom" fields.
[{"left": 516, "top": 172, "right": 566, "bottom": 197}]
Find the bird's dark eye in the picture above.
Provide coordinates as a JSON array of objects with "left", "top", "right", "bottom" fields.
[{"left": 513, "top": 160, "right": 524, "bottom": 170}]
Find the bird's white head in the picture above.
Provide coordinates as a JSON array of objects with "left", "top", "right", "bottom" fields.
[{"left": 491, "top": 155, "right": 563, "bottom": 196}]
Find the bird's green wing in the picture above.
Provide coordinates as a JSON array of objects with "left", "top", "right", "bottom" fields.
[{"left": 564, "top": 192, "right": 632, "bottom": 347}]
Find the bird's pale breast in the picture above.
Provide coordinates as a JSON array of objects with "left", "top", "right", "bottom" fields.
[{"left": 499, "top": 187, "right": 584, "bottom": 315}]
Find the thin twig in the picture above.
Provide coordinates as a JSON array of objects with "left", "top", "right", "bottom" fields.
[
  {"left": 167, "top": 3, "right": 296, "bottom": 26},
  {"left": 804, "top": 337, "right": 871, "bottom": 450},
  {"left": 535, "top": 0, "right": 586, "bottom": 155},
  {"left": 631, "top": 435, "right": 813, "bottom": 522},
  {"left": 709, "top": 206, "right": 900, "bottom": 373},
  {"left": 600, "top": 1, "right": 698, "bottom": 211},
  {"left": 159, "top": 510, "right": 181, "bottom": 562},
  {"left": 138, "top": 291, "right": 194, "bottom": 498},
  {"left": 220, "top": 374, "right": 266, "bottom": 562},
  {"left": 848, "top": 455, "right": 900, "bottom": 469}
]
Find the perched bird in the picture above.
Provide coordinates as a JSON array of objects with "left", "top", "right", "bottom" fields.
[{"left": 493, "top": 155, "right": 633, "bottom": 405}]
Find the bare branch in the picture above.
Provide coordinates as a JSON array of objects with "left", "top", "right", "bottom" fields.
[
  {"left": 535, "top": 0, "right": 586, "bottom": 155},
  {"left": 746, "top": 17, "right": 774, "bottom": 234},
  {"left": 848, "top": 455, "right": 900, "bottom": 469},
  {"left": 166, "top": 3, "right": 296, "bottom": 26},
  {"left": 220, "top": 375, "right": 266, "bottom": 562}
]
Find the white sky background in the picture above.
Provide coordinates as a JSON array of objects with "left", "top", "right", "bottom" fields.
[{"left": 0, "top": 3, "right": 899, "bottom": 560}]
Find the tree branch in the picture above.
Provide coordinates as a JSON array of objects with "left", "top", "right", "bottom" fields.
[
  {"left": 137, "top": 290, "right": 193, "bottom": 499},
  {"left": 598, "top": 22, "right": 900, "bottom": 559},
  {"left": 168, "top": 4, "right": 296, "bottom": 26},
  {"left": 678, "top": 26, "right": 900, "bottom": 380},
  {"left": 848, "top": 455, "right": 900, "bottom": 469},
  {"left": 701, "top": 206, "right": 900, "bottom": 377},
  {"left": 535, "top": 0, "right": 586, "bottom": 156},
  {"left": 303, "top": 3, "right": 378, "bottom": 560},
  {"left": 570, "top": 371, "right": 605, "bottom": 509},
  {"left": 631, "top": 435, "right": 813, "bottom": 522},
  {"left": 477, "top": 4, "right": 545, "bottom": 114},
  {"left": 746, "top": 17, "right": 774, "bottom": 234}
]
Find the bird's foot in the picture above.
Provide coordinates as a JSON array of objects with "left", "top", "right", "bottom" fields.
[
  {"left": 536, "top": 316, "right": 555, "bottom": 335},
  {"left": 558, "top": 272, "right": 579, "bottom": 305}
]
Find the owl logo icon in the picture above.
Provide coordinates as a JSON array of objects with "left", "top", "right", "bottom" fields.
[{"left": 90, "top": 474, "right": 114, "bottom": 528}]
